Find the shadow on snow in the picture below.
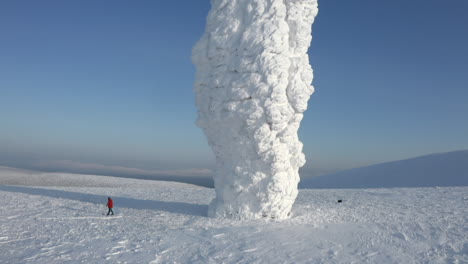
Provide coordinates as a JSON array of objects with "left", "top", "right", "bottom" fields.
[{"left": 0, "top": 185, "right": 208, "bottom": 217}]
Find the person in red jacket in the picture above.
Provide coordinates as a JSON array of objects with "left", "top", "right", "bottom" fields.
[{"left": 106, "top": 197, "right": 114, "bottom": 216}]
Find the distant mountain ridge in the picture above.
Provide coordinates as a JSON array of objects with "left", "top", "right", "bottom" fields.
[{"left": 300, "top": 150, "right": 468, "bottom": 189}]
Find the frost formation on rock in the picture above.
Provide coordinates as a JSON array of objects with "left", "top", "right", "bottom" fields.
[{"left": 192, "top": 0, "right": 318, "bottom": 219}]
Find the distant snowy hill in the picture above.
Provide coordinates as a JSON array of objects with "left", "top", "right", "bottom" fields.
[
  {"left": 300, "top": 150, "right": 468, "bottom": 189},
  {"left": 0, "top": 165, "right": 214, "bottom": 188},
  {"left": 0, "top": 166, "right": 204, "bottom": 189}
]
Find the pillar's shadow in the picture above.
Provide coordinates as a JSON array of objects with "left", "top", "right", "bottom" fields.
[{"left": 0, "top": 185, "right": 207, "bottom": 217}]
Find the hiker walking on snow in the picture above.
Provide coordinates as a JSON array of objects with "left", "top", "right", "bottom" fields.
[{"left": 106, "top": 197, "right": 114, "bottom": 215}]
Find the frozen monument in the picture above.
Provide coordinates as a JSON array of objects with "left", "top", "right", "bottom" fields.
[{"left": 192, "top": 0, "right": 318, "bottom": 219}]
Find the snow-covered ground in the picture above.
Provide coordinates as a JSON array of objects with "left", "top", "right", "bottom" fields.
[{"left": 1, "top": 167, "right": 467, "bottom": 263}]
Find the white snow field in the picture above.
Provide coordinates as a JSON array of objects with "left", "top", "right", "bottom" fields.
[{"left": 1, "top": 167, "right": 467, "bottom": 263}]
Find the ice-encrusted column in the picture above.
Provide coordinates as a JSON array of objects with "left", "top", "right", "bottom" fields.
[{"left": 192, "top": 0, "right": 318, "bottom": 219}]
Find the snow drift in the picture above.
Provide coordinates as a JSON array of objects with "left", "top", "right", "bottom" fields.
[
  {"left": 300, "top": 150, "right": 468, "bottom": 189},
  {"left": 192, "top": 0, "right": 318, "bottom": 219}
]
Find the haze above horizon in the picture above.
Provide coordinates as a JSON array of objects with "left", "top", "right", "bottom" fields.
[{"left": 1, "top": 0, "right": 467, "bottom": 177}]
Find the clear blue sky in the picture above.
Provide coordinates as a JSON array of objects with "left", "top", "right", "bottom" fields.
[{"left": 1, "top": 0, "right": 467, "bottom": 177}]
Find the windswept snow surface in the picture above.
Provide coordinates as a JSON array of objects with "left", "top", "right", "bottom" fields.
[
  {"left": 1, "top": 169, "right": 467, "bottom": 263},
  {"left": 193, "top": 0, "right": 318, "bottom": 219}
]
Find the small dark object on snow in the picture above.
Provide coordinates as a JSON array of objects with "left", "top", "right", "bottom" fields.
[{"left": 337, "top": 199, "right": 343, "bottom": 203}]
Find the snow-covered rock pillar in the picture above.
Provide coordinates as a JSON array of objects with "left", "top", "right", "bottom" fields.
[{"left": 192, "top": 0, "right": 318, "bottom": 219}]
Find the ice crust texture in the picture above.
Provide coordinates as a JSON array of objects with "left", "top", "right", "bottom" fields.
[{"left": 192, "top": 0, "right": 318, "bottom": 219}]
